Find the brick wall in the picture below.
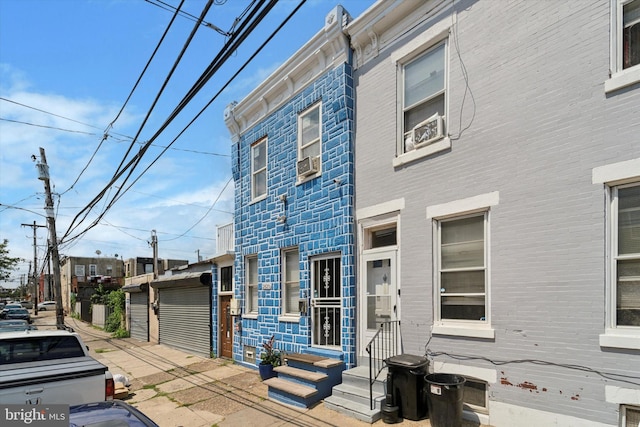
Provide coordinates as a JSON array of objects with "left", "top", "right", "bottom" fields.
[{"left": 232, "top": 63, "right": 357, "bottom": 367}]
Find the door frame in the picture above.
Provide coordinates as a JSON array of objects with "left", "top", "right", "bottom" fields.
[
  {"left": 357, "top": 210, "right": 401, "bottom": 362},
  {"left": 359, "top": 248, "right": 398, "bottom": 359}
]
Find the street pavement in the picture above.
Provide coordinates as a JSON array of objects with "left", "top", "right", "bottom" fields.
[{"left": 31, "top": 311, "right": 485, "bottom": 427}]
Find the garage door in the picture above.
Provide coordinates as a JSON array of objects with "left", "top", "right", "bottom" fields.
[
  {"left": 129, "top": 291, "right": 148, "bottom": 341},
  {"left": 158, "top": 286, "right": 211, "bottom": 358}
]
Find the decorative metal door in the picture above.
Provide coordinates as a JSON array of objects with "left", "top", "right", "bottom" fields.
[{"left": 310, "top": 255, "right": 342, "bottom": 349}]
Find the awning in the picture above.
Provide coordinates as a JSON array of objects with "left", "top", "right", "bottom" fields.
[
  {"left": 150, "top": 271, "right": 212, "bottom": 289},
  {"left": 122, "top": 283, "right": 148, "bottom": 293}
]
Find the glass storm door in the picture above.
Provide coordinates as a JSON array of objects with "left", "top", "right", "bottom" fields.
[
  {"left": 361, "top": 250, "right": 397, "bottom": 358},
  {"left": 310, "top": 255, "right": 342, "bottom": 349}
]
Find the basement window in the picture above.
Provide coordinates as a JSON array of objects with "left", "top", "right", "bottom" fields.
[{"left": 463, "top": 378, "right": 488, "bottom": 414}]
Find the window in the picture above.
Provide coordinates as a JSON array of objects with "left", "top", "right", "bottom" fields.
[
  {"left": 607, "top": 0, "right": 640, "bottom": 92},
  {"left": 246, "top": 256, "right": 258, "bottom": 314},
  {"left": 282, "top": 248, "right": 300, "bottom": 316},
  {"left": 251, "top": 139, "right": 267, "bottom": 200},
  {"left": 220, "top": 266, "right": 233, "bottom": 293},
  {"left": 436, "top": 213, "right": 487, "bottom": 322},
  {"left": 106, "top": 265, "right": 113, "bottom": 276},
  {"left": 297, "top": 104, "right": 321, "bottom": 179},
  {"left": 612, "top": 184, "right": 640, "bottom": 328},
  {"left": 622, "top": 405, "right": 640, "bottom": 427},
  {"left": 75, "top": 264, "right": 85, "bottom": 277},
  {"left": 463, "top": 378, "right": 488, "bottom": 414},
  {"left": 89, "top": 264, "right": 97, "bottom": 276},
  {"left": 622, "top": 0, "right": 640, "bottom": 70},
  {"left": 401, "top": 41, "right": 446, "bottom": 153}
]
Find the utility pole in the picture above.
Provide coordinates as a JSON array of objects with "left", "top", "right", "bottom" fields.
[
  {"left": 21, "top": 221, "right": 46, "bottom": 315},
  {"left": 151, "top": 230, "right": 158, "bottom": 279},
  {"left": 36, "top": 147, "right": 64, "bottom": 326}
]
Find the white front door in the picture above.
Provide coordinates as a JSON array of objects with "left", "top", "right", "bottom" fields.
[{"left": 360, "top": 249, "right": 397, "bottom": 359}]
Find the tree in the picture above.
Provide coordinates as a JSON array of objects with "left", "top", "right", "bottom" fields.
[{"left": 0, "top": 239, "right": 22, "bottom": 282}]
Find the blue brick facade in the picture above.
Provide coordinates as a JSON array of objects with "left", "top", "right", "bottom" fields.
[{"left": 231, "top": 63, "right": 356, "bottom": 368}]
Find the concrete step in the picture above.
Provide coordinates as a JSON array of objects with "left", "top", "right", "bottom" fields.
[
  {"left": 324, "top": 394, "right": 383, "bottom": 424},
  {"left": 331, "top": 382, "right": 386, "bottom": 408}
]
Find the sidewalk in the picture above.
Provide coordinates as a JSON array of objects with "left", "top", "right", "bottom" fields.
[
  {"left": 58, "top": 315, "right": 385, "bottom": 427},
  {"left": 33, "top": 312, "right": 455, "bottom": 427}
]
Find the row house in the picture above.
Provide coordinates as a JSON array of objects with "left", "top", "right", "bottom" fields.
[
  {"left": 224, "top": 5, "right": 356, "bottom": 368},
  {"left": 222, "top": 0, "right": 639, "bottom": 425},
  {"left": 344, "top": 0, "right": 640, "bottom": 425}
]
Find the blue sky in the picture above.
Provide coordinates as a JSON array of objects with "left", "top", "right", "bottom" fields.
[{"left": 0, "top": 0, "right": 373, "bottom": 288}]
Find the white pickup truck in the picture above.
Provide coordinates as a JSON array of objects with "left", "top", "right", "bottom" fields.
[{"left": 0, "top": 329, "right": 114, "bottom": 404}]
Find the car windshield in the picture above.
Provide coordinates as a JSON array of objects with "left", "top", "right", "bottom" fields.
[{"left": 7, "top": 309, "right": 28, "bottom": 314}]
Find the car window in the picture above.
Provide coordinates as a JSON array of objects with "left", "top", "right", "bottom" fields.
[{"left": 0, "top": 336, "right": 85, "bottom": 364}]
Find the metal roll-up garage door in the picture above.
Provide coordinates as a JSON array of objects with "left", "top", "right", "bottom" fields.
[
  {"left": 129, "top": 291, "right": 148, "bottom": 341},
  {"left": 158, "top": 286, "right": 211, "bottom": 358}
]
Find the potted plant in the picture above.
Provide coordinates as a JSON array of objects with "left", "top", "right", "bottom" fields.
[{"left": 259, "top": 335, "right": 282, "bottom": 380}]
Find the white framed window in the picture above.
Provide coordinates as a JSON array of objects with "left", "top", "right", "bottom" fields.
[
  {"left": 611, "top": 183, "right": 640, "bottom": 328},
  {"left": 246, "top": 256, "right": 258, "bottom": 315},
  {"left": 463, "top": 378, "right": 489, "bottom": 415},
  {"left": 622, "top": 405, "right": 640, "bottom": 427},
  {"left": 427, "top": 192, "right": 498, "bottom": 339},
  {"left": 75, "top": 265, "right": 85, "bottom": 277},
  {"left": 106, "top": 265, "right": 112, "bottom": 276},
  {"left": 606, "top": 0, "right": 640, "bottom": 92},
  {"left": 89, "top": 264, "right": 97, "bottom": 276},
  {"left": 251, "top": 138, "right": 267, "bottom": 200},
  {"left": 220, "top": 265, "right": 233, "bottom": 293},
  {"left": 435, "top": 213, "right": 487, "bottom": 323},
  {"left": 297, "top": 104, "right": 321, "bottom": 180},
  {"left": 396, "top": 39, "right": 448, "bottom": 159},
  {"left": 281, "top": 248, "right": 300, "bottom": 317}
]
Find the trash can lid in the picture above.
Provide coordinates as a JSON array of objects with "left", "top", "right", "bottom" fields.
[{"left": 385, "top": 354, "right": 429, "bottom": 368}]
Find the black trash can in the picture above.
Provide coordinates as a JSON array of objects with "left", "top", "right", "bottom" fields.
[
  {"left": 425, "top": 373, "right": 466, "bottom": 427},
  {"left": 385, "top": 354, "right": 429, "bottom": 421}
]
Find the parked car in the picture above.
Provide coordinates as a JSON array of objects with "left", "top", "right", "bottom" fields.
[
  {"left": 19, "top": 300, "right": 33, "bottom": 309},
  {"left": 69, "top": 401, "right": 159, "bottom": 427},
  {"left": 3, "top": 308, "right": 32, "bottom": 323},
  {"left": 0, "top": 304, "right": 23, "bottom": 319},
  {"left": 37, "top": 301, "right": 57, "bottom": 311},
  {"left": 0, "top": 319, "right": 36, "bottom": 333}
]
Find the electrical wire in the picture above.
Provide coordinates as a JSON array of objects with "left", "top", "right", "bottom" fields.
[
  {"left": 61, "top": 0, "right": 275, "bottom": 245},
  {"left": 104, "top": 0, "right": 304, "bottom": 228},
  {"left": 62, "top": 0, "right": 201, "bottom": 242},
  {"left": 144, "top": 0, "right": 230, "bottom": 35},
  {"left": 426, "top": 351, "right": 640, "bottom": 387}
]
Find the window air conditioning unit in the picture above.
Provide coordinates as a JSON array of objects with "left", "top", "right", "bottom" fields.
[
  {"left": 412, "top": 113, "right": 443, "bottom": 148},
  {"left": 297, "top": 156, "right": 319, "bottom": 176}
]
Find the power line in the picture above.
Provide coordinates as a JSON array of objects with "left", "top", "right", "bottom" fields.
[
  {"left": 0, "top": 99, "right": 229, "bottom": 156},
  {"left": 61, "top": 0, "right": 272, "bottom": 245},
  {"left": 144, "top": 0, "right": 231, "bottom": 36}
]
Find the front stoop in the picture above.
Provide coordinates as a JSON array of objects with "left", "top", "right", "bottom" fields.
[
  {"left": 264, "top": 353, "right": 345, "bottom": 408},
  {"left": 324, "top": 365, "right": 387, "bottom": 424}
]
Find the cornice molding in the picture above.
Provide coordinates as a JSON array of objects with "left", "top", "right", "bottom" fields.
[{"left": 225, "top": 5, "right": 352, "bottom": 139}]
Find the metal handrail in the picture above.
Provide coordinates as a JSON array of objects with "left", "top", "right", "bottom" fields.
[{"left": 365, "top": 320, "right": 401, "bottom": 410}]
